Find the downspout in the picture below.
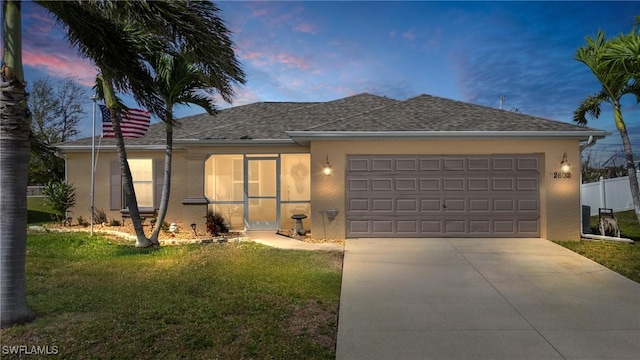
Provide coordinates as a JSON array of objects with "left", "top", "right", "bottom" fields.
[{"left": 579, "top": 136, "right": 634, "bottom": 243}]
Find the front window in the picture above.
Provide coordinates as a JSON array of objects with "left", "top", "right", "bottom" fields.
[{"left": 128, "top": 159, "right": 153, "bottom": 207}]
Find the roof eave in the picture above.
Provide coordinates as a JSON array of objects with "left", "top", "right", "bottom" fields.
[
  {"left": 285, "top": 130, "right": 612, "bottom": 145},
  {"left": 173, "top": 139, "right": 300, "bottom": 146},
  {"left": 56, "top": 144, "right": 175, "bottom": 152}
]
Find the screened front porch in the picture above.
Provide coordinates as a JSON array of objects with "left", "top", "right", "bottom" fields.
[{"left": 204, "top": 153, "right": 311, "bottom": 232}]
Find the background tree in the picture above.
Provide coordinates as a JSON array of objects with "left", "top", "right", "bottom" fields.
[
  {"left": 574, "top": 28, "right": 640, "bottom": 225},
  {"left": 28, "top": 77, "right": 86, "bottom": 184}
]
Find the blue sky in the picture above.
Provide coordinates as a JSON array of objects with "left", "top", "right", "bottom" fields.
[{"left": 18, "top": 1, "right": 640, "bottom": 166}]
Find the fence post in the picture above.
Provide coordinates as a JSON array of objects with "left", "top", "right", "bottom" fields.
[{"left": 599, "top": 176, "right": 606, "bottom": 209}]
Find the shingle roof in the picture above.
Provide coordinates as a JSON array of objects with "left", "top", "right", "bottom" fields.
[
  {"left": 307, "top": 94, "right": 596, "bottom": 132},
  {"left": 57, "top": 93, "right": 602, "bottom": 148}
]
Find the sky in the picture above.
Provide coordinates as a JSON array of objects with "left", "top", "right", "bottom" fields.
[{"left": 16, "top": 0, "right": 640, "bottom": 166}]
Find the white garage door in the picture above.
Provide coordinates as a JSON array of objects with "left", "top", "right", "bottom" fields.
[{"left": 346, "top": 155, "right": 540, "bottom": 238}]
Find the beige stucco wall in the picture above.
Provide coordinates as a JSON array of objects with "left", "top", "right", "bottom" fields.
[
  {"left": 66, "top": 139, "right": 581, "bottom": 241},
  {"left": 65, "top": 144, "right": 309, "bottom": 231},
  {"left": 309, "top": 139, "right": 582, "bottom": 241}
]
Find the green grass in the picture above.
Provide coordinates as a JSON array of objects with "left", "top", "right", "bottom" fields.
[
  {"left": 556, "top": 210, "right": 640, "bottom": 283},
  {"left": 555, "top": 240, "right": 640, "bottom": 283},
  {"left": 0, "top": 231, "right": 343, "bottom": 359},
  {"left": 27, "top": 197, "right": 56, "bottom": 224}
]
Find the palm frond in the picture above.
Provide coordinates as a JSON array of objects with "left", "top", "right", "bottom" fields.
[{"left": 573, "top": 91, "right": 607, "bottom": 125}]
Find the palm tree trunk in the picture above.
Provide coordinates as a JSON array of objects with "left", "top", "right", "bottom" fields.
[
  {"left": 614, "top": 106, "right": 640, "bottom": 224},
  {"left": 1, "top": 0, "right": 36, "bottom": 328},
  {"left": 110, "top": 107, "right": 152, "bottom": 247},
  {"left": 99, "top": 79, "right": 151, "bottom": 247},
  {"left": 149, "top": 123, "right": 173, "bottom": 244}
]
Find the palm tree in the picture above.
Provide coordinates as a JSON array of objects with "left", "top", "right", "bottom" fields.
[
  {"left": 1, "top": 0, "right": 244, "bottom": 327},
  {"left": 147, "top": 50, "right": 241, "bottom": 245},
  {"left": 90, "top": 1, "right": 245, "bottom": 247},
  {"left": 574, "top": 30, "right": 640, "bottom": 224},
  {"left": 1, "top": 0, "right": 35, "bottom": 327}
]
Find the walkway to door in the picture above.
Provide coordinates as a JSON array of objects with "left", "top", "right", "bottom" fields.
[{"left": 336, "top": 238, "right": 640, "bottom": 360}]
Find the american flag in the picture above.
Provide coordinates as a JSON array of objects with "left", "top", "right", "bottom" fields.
[{"left": 100, "top": 105, "right": 151, "bottom": 138}]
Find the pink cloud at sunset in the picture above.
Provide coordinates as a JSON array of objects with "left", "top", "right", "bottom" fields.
[
  {"left": 402, "top": 31, "right": 416, "bottom": 41},
  {"left": 24, "top": 49, "right": 97, "bottom": 87},
  {"left": 294, "top": 23, "right": 317, "bottom": 34},
  {"left": 276, "top": 53, "right": 309, "bottom": 70}
]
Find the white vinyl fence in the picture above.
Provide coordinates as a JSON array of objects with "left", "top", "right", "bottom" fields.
[{"left": 581, "top": 171, "right": 640, "bottom": 216}]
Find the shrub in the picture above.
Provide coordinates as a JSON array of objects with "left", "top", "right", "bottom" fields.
[
  {"left": 43, "top": 180, "right": 77, "bottom": 222},
  {"left": 205, "top": 211, "right": 229, "bottom": 236},
  {"left": 77, "top": 216, "right": 89, "bottom": 227},
  {"left": 109, "top": 219, "right": 121, "bottom": 227},
  {"left": 94, "top": 208, "right": 108, "bottom": 224}
]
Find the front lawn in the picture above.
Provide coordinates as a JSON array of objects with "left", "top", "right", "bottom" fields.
[
  {"left": 0, "top": 231, "right": 343, "bottom": 359},
  {"left": 556, "top": 210, "right": 640, "bottom": 283}
]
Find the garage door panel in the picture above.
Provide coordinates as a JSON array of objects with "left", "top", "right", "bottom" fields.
[
  {"left": 420, "top": 159, "right": 441, "bottom": 171},
  {"left": 517, "top": 178, "right": 538, "bottom": 191},
  {"left": 493, "top": 221, "right": 515, "bottom": 234},
  {"left": 443, "top": 178, "right": 465, "bottom": 191},
  {"left": 349, "top": 198, "right": 370, "bottom": 211},
  {"left": 346, "top": 155, "right": 540, "bottom": 238},
  {"left": 372, "top": 198, "right": 393, "bottom": 212},
  {"left": 421, "top": 199, "right": 442, "bottom": 211},
  {"left": 468, "top": 178, "right": 490, "bottom": 191},
  {"left": 396, "top": 158, "right": 418, "bottom": 171},
  {"left": 492, "top": 178, "right": 515, "bottom": 190},
  {"left": 349, "top": 158, "right": 370, "bottom": 171},
  {"left": 493, "top": 198, "right": 515, "bottom": 211},
  {"left": 518, "top": 199, "right": 539, "bottom": 212},
  {"left": 371, "top": 178, "right": 393, "bottom": 191},
  {"left": 372, "top": 158, "right": 393, "bottom": 171},
  {"left": 444, "top": 158, "right": 465, "bottom": 171},
  {"left": 468, "top": 158, "right": 490, "bottom": 171},
  {"left": 492, "top": 158, "right": 515, "bottom": 171},
  {"left": 517, "top": 157, "right": 539, "bottom": 171},
  {"left": 469, "top": 199, "right": 491, "bottom": 212},
  {"left": 395, "top": 178, "right": 418, "bottom": 191},
  {"left": 445, "top": 220, "right": 466, "bottom": 233},
  {"left": 419, "top": 178, "right": 441, "bottom": 191},
  {"left": 348, "top": 178, "right": 369, "bottom": 191},
  {"left": 469, "top": 220, "right": 491, "bottom": 233},
  {"left": 397, "top": 220, "right": 418, "bottom": 234},
  {"left": 372, "top": 220, "right": 393, "bottom": 233},
  {"left": 444, "top": 199, "right": 465, "bottom": 211},
  {"left": 397, "top": 199, "right": 418, "bottom": 212},
  {"left": 349, "top": 220, "right": 370, "bottom": 234}
]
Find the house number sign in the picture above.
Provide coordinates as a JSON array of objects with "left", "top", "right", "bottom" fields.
[{"left": 552, "top": 171, "right": 572, "bottom": 179}]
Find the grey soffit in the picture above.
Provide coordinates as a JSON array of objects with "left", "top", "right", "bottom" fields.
[
  {"left": 56, "top": 93, "right": 606, "bottom": 149},
  {"left": 346, "top": 154, "right": 541, "bottom": 238}
]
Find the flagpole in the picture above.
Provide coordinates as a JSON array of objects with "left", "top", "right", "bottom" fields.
[{"left": 90, "top": 96, "right": 97, "bottom": 236}]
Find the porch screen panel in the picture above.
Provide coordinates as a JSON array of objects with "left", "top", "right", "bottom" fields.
[
  {"left": 281, "top": 154, "right": 310, "bottom": 202},
  {"left": 280, "top": 154, "right": 311, "bottom": 230},
  {"left": 205, "top": 155, "right": 244, "bottom": 202},
  {"left": 205, "top": 155, "right": 244, "bottom": 230}
]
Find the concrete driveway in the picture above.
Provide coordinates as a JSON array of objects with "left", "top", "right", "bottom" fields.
[{"left": 336, "top": 238, "right": 640, "bottom": 360}]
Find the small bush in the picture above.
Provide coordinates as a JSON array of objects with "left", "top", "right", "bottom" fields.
[
  {"left": 109, "top": 219, "right": 121, "bottom": 227},
  {"left": 94, "top": 209, "right": 108, "bottom": 224},
  {"left": 42, "top": 180, "right": 76, "bottom": 222},
  {"left": 205, "top": 211, "right": 229, "bottom": 236},
  {"left": 77, "top": 216, "right": 89, "bottom": 227},
  {"left": 161, "top": 221, "right": 170, "bottom": 232}
]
